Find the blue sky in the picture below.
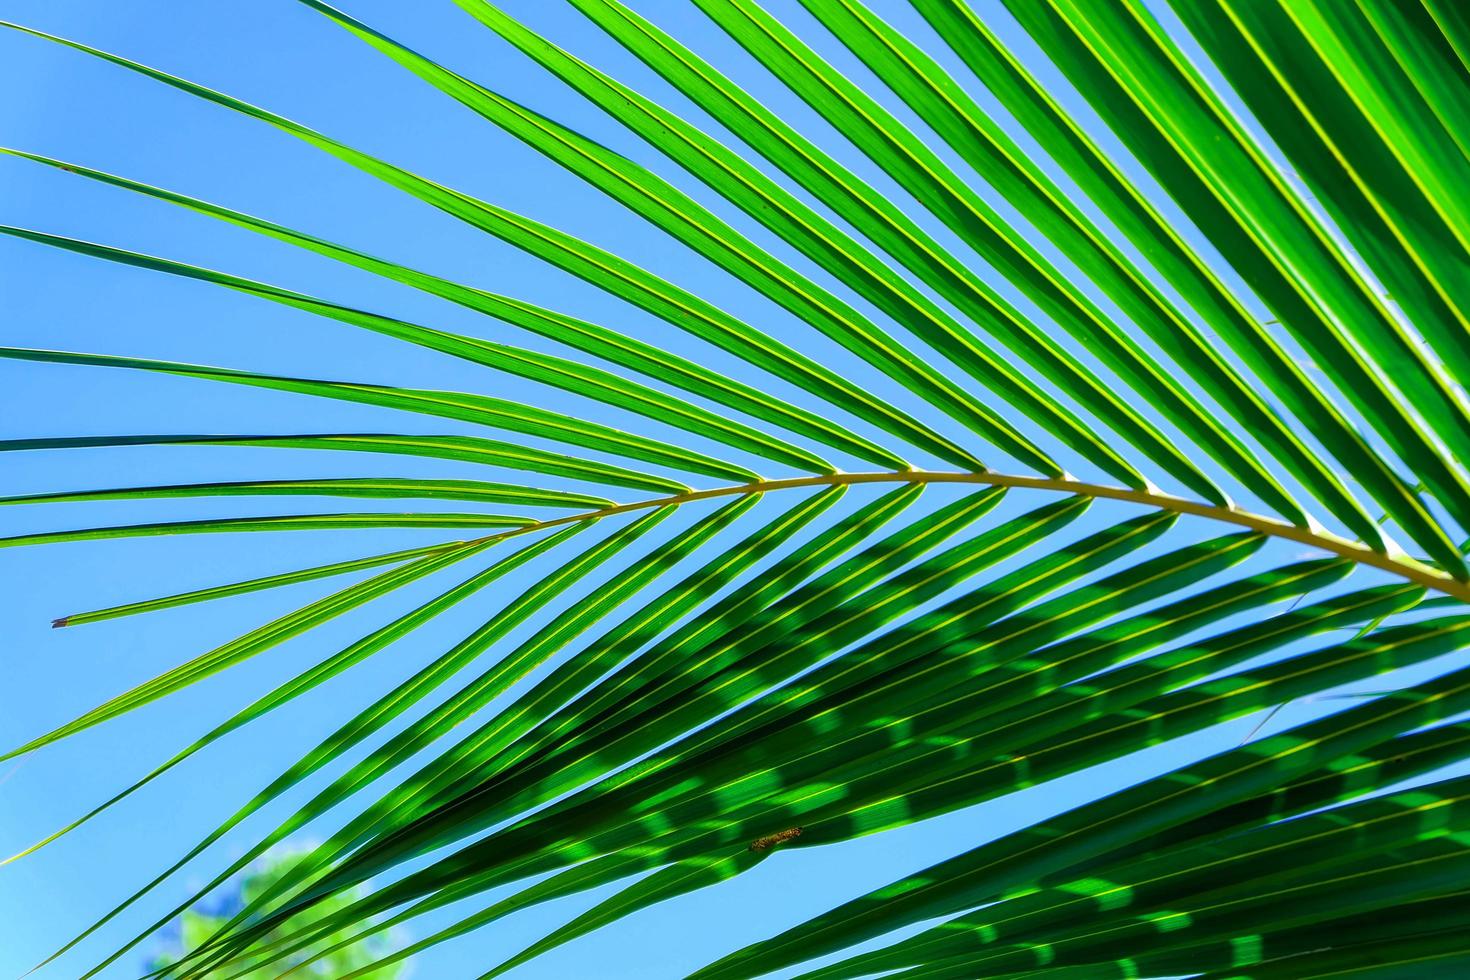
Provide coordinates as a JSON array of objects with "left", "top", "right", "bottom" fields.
[{"left": 1, "top": 2, "right": 1460, "bottom": 978}]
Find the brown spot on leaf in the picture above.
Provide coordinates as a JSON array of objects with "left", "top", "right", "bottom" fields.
[{"left": 749, "top": 826, "right": 802, "bottom": 852}]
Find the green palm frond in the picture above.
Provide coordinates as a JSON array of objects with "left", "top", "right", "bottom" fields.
[{"left": 3, "top": 0, "right": 1469, "bottom": 977}]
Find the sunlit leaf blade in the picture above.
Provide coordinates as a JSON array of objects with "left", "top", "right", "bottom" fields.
[
  {"left": 480, "top": 851, "right": 767, "bottom": 980},
  {"left": 795, "top": 0, "right": 1395, "bottom": 544},
  {"left": 305, "top": 0, "right": 1040, "bottom": 476},
  {"left": 0, "top": 511, "right": 529, "bottom": 549},
  {"left": 52, "top": 542, "right": 458, "bottom": 628},
  {"left": 0, "top": 476, "right": 608, "bottom": 509},
  {"left": 1, "top": 432, "right": 688, "bottom": 495},
  {"left": 993, "top": 0, "right": 1470, "bottom": 572},
  {"left": 0, "top": 540, "right": 495, "bottom": 763},
  {"left": 0, "top": 150, "right": 899, "bottom": 475},
  {"left": 4, "top": 0, "right": 1470, "bottom": 976},
  {"left": 30, "top": 526, "right": 586, "bottom": 977},
  {"left": 0, "top": 345, "right": 744, "bottom": 484},
  {"left": 0, "top": 222, "right": 832, "bottom": 476},
  {"left": 438, "top": 0, "right": 1137, "bottom": 485},
  {"left": 803, "top": 772, "right": 1470, "bottom": 978},
  {"left": 0, "top": 20, "right": 956, "bottom": 471},
  {"left": 1168, "top": 0, "right": 1470, "bottom": 391},
  {"left": 693, "top": 616, "right": 1470, "bottom": 978},
  {"left": 113, "top": 506, "right": 679, "bottom": 979}
]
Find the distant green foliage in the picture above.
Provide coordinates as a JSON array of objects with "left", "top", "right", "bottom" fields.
[{"left": 149, "top": 847, "right": 404, "bottom": 979}]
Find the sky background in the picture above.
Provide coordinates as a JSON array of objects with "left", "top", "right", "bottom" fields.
[{"left": 0, "top": 1, "right": 1462, "bottom": 978}]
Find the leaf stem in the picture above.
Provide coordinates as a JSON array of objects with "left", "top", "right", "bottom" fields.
[{"left": 465, "top": 470, "right": 1470, "bottom": 601}]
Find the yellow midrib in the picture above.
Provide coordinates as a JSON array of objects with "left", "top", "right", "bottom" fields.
[{"left": 463, "top": 470, "right": 1470, "bottom": 602}]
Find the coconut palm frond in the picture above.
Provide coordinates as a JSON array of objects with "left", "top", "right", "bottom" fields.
[{"left": 3, "top": 0, "right": 1469, "bottom": 977}]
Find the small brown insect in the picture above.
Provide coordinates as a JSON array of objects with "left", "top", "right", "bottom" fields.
[{"left": 748, "top": 826, "right": 803, "bottom": 852}]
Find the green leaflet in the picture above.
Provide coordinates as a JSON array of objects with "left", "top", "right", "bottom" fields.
[
  {"left": 52, "top": 521, "right": 597, "bottom": 977},
  {"left": 0, "top": 20, "right": 956, "bottom": 472},
  {"left": 997, "top": 0, "right": 1470, "bottom": 572},
  {"left": 477, "top": 850, "right": 768, "bottom": 980},
  {"left": 0, "top": 476, "right": 606, "bottom": 509},
  {"left": 301, "top": 0, "right": 1017, "bottom": 475},
  {"left": 0, "top": 222, "right": 828, "bottom": 476},
  {"left": 200, "top": 486, "right": 950, "bottom": 945},
  {"left": 692, "top": 616, "right": 1470, "bottom": 978},
  {"left": 692, "top": 0, "right": 1267, "bottom": 510},
  {"left": 159, "top": 488, "right": 848, "bottom": 978},
  {"left": 1168, "top": 0, "right": 1470, "bottom": 394},
  {"left": 292, "top": 489, "right": 1026, "bottom": 900},
  {"left": 0, "top": 512, "right": 529, "bottom": 549},
  {"left": 53, "top": 542, "right": 460, "bottom": 628},
  {"left": 794, "top": 0, "right": 1353, "bottom": 533},
  {"left": 1, "top": 432, "right": 686, "bottom": 495},
  {"left": 908, "top": 0, "right": 1418, "bottom": 554},
  {"left": 446, "top": 0, "right": 1141, "bottom": 485},
  {"left": 0, "top": 539, "right": 495, "bottom": 764},
  {"left": 1361, "top": 0, "right": 1470, "bottom": 166},
  {"left": 0, "top": 150, "right": 897, "bottom": 475},
  {"left": 809, "top": 772, "right": 1470, "bottom": 977},
  {"left": 0, "top": 345, "right": 743, "bottom": 485}
]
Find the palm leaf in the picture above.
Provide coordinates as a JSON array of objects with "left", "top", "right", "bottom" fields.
[{"left": 4, "top": 0, "right": 1470, "bottom": 977}]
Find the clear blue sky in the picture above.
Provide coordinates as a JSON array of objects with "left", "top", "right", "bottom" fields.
[{"left": 1, "top": 2, "right": 1459, "bottom": 978}]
